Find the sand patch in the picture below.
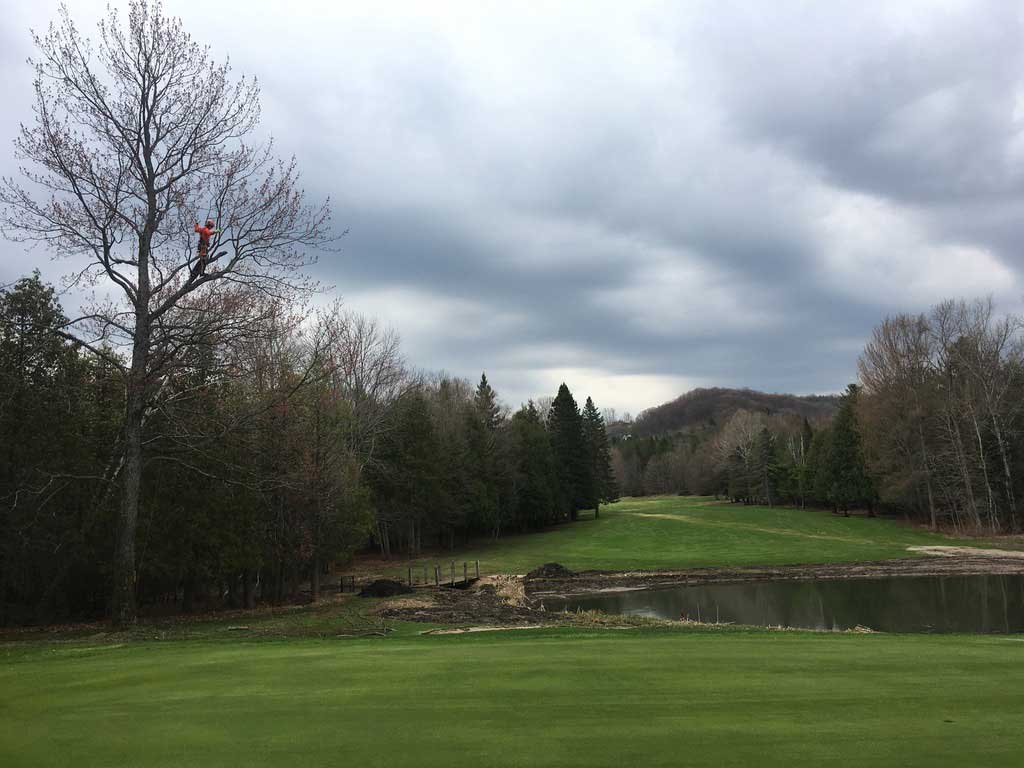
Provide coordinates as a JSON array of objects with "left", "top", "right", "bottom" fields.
[
  {"left": 908, "top": 546, "right": 1024, "bottom": 560},
  {"left": 420, "top": 625, "right": 548, "bottom": 635}
]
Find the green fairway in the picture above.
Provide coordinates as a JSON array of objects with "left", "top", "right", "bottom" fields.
[
  {"left": 3, "top": 628, "right": 1023, "bottom": 767},
  {"left": 3, "top": 496, "right": 1016, "bottom": 767},
  {"left": 404, "top": 496, "right": 963, "bottom": 575}
]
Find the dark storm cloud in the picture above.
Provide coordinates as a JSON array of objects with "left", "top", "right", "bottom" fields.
[
  {"left": 3, "top": 1, "right": 1023, "bottom": 413},
  {"left": 702, "top": 1, "right": 1024, "bottom": 204}
]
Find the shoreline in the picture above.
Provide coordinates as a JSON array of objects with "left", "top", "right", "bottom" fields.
[{"left": 524, "top": 549, "right": 1024, "bottom": 601}]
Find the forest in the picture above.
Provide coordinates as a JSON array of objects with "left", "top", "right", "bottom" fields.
[
  {"left": 0, "top": 274, "right": 617, "bottom": 625},
  {"left": 614, "top": 297, "right": 1024, "bottom": 536}
]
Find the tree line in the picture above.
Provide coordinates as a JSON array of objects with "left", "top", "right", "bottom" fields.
[
  {"left": 612, "top": 388, "right": 872, "bottom": 517},
  {"left": 615, "top": 296, "right": 1024, "bottom": 535},
  {"left": 0, "top": 274, "right": 617, "bottom": 625}
]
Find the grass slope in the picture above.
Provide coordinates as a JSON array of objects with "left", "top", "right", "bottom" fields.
[
  {"left": 403, "top": 496, "right": 962, "bottom": 576},
  {"left": 3, "top": 628, "right": 1023, "bottom": 767}
]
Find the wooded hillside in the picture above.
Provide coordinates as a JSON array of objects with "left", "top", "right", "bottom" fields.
[{"left": 617, "top": 387, "right": 839, "bottom": 438}]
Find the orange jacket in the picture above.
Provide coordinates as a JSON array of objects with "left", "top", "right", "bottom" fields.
[{"left": 194, "top": 223, "right": 216, "bottom": 244}]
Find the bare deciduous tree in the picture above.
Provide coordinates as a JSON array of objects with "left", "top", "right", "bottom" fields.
[
  {"left": 1, "top": 1, "right": 333, "bottom": 624},
  {"left": 859, "top": 299, "right": 1024, "bottom": 534},
  {"left": 714, "top": 409, "right": 764, "bottom": 501}
]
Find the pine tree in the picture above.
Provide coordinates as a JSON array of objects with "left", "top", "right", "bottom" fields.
[
  {"left": 547, "top": 383, "right": 588, "bottom": 521},
  {"left": 474, "top": 372, "right": 501, "bottom": 431},
  {"left": 510, "top": 402, "right": 559, "bottom": 529},
  {"left": 829, "top": 384, "right": 877, "bottom": 516},
  {"left": 465, "top": 373, "right": 510, "bottom": 538},
  {"left": 582, "top": 396, "right": 618, "bottom": 517},
  {"left": 0, "top": 273, "right": 121, "bottom": 624},
  {"left": 807, "top": 425, "right": 834, "bottom": 510}
]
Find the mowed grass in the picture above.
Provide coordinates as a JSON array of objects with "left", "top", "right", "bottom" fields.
[
  {"left": 402, "top": 496, "right": 963, "bottom": 575},
  {"left": 2, "top": 496, "right": 1021, "bottom": 766},
  {"left": 3, "top": 628, "right": 1023, "bottom": 767}
]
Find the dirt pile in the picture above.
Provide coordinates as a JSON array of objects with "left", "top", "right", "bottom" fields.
[
  {"left": 358, "top": 579, "right": 413, "bottom": 598},
  {"left": 380, "top": 583, "right": 541, "bottom": 625},
  {"left": 526, "top": 563, "right": 575, "bottom": 580}
]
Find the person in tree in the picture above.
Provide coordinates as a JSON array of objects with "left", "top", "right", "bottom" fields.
[{"left": 193, "top": 219, "right": 222, "bottom": 275}]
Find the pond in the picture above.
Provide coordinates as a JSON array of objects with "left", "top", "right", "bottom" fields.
[{"left": 543, "top": 574, "right": 1024, "bottom": 633}]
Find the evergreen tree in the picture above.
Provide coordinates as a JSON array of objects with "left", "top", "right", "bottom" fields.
[
  {"left": 372, "top": 392, "right": 443, "bottom": 555},
  {"left": 581, "top": 396, "right": 618, "bottom": 517},
  {"left": 756, "top": 427, "right": 777, "bottom": 507},
  {"left": 0, "top": 273, "right": 121, "bottom": 624},
  {"left": 464, "top": 405, "right": 502, "bottom": 538},
  {"left": 547, "top": 383, "right": 588, "bottom": 520},
  {"left": 474, "top": 372, "right": 502, "bottom": 430},
  {"left": 466, "top": 372, "right": 509, "bottom": 537},
  {"left": 807, "top": 425, "right": 834, "bottom": 510},
  {"left": 510, "top": 402, "right": 559, "bottom": 529},
  {"left": 829, "top": 384, "right": 877, "bottom": 516}
]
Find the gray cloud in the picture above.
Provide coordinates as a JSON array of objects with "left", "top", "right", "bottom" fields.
[{"left": 3, "top": 1, "right": 1023, "bottom": 414}]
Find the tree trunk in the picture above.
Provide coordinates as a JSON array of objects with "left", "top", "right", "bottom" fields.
[
  {"left": 311, "top": 556, "right": 321, "bottom": 602},
  {"left": 989, "top": 410, "right": 1017, "bottom": 531},
  {"left": 967, "top": 403, "right": 997, "bottom": 532},
  {"left": 112, "top": 222, "right": 152, "bottom": 627},
  {"left": 242, "top": 569, "right": 254, "bottom": 610},
  {"left": 275, "top": 560, "right": 286, "bottom": 604},
  {"left": 918, "top": 423, "right": 938, "bottom": 531},
  {"left": 113, "top": 359, "right": 146, "bottom": 626},
  {"left": 182, "top": 573, "right": 195, "bottom": 613},
  {"left": 946, "top": 410, "right": 980, "bottom": 530}
]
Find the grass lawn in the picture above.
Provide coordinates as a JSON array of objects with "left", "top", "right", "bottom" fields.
[
  {"left": 397, "top": 496, "right": 966, "bottom": 576},
  {"left": 4, "top": 496, "right": 1020, "bottom": 767},
  {"left": 3, "top": 627, "right": 1023, "bottom": 767}
]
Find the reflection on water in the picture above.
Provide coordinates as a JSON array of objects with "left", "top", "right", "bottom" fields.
[{"left": 545, "top": 575, "right": 1024, "bottom": 633}]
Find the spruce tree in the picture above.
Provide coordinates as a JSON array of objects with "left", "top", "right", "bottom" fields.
[
  {"left": 1, "top": 273, "right": 119, "bottom": 624},
  {"left": 474, "top": 372, "right": 501, "bottom": 431},
  {"left": 581, "top": 396, "right": 618, "bottom": 517},
  {"left": 547, "top": 383, "right": 588, "bottom": 521},
  {"left": 466, "top": 373, "right": 509, "bottom": 538},
  {"left": 829, "top": 384, "right": 877, "bottom": 516},
  {"left": 807, "top": 426, "right": 834, "bottom": 510},
  {"left": 510, "top": 401, "right": 559, "bottom": 529}
]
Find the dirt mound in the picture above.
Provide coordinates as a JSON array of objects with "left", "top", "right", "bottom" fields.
[
  {"left": 380, "top": 583, "right": 540, "bottom": 625},
  {"left": 526, "top": 563, "right": 575, "bottom": 580},
  {"left": 358, "top": 579, "right": 413, "bottom": 598}
]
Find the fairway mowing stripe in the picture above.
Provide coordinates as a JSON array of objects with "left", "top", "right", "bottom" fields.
[{"left": 625, "top": 512, "right": 883, "bottom": 545}]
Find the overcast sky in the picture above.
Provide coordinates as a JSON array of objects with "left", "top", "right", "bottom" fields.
[{"left": 3, "top": 0, "right": 1024, "bottom": 415}]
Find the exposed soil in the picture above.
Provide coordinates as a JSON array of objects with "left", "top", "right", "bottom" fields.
[
  {"left": 525, "top": 562, "right": 575, "bottom": 579},
  {"left": 358, "top": 579, "right": 413, "bottom": 598},
  {"left": 378, "top": 579, "right": 541, "bottom": 625}
]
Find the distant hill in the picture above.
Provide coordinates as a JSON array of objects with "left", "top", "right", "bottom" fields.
[{"left": 612, "top": 387, "right": 840, "bottom": 438}]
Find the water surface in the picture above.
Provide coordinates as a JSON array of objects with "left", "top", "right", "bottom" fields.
[{"left": 545, "top": 574, "right": 1024, "bottom": 633}]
